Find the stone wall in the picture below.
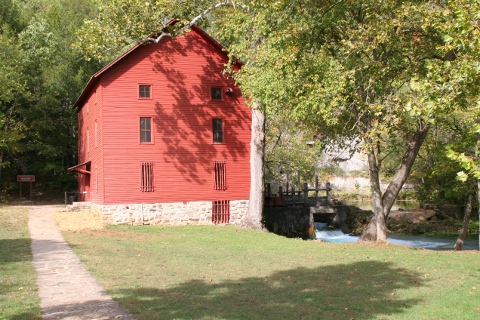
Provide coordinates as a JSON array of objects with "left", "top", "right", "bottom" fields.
[
  {"left": 263, "top": 207, "right": 314, "bottom": 239},
  {"left": 92, "top": 200, "right": 249, "bottom": 226}
]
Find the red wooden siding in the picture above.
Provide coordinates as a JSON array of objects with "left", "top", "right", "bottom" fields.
[
  {"left": 77, "top": 85, "right": 104, "bottom": 203},
  {"left": 76, "top": 27, "right": 251, "bottom": 205}
]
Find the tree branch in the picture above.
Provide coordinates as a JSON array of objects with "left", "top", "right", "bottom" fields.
[{"left": 187, "top": 1, "right": 249, "bottom": 29}]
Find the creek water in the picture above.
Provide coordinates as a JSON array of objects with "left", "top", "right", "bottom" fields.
[{"left": 314, "top": 222, "right": 479, "bottom": 251}]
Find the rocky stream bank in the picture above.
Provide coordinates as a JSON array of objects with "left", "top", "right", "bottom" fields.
[{"left": 340, "top": 204, "right": 478, "bottom": 237}]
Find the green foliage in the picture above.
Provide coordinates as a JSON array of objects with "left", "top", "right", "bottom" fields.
[
  {"left": 0, "top": 0, "right": 23, "bottom": 32},
  {"left": 413, "top": 112, "right": 477, "bottom": 204},
  {"left": 0, "top": 0, "right": 101, "bottom": 196},
  {"left": 265, "top": 114, "right": 323, "bottom": 183},
  {"left": 73, "top": 0, "right": 218, "bottom": 62}
]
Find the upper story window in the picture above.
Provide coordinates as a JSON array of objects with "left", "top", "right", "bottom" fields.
[
  {"left": 140, "top": 117, "right": 152, "bottom": 143},
  {"left": 139, "top": 85, "right": 151, "bottom": 98},
  {"left": 211, "top": 87, "right": 222, "bottom": 100},
  {"left": 213, "top": 119, "right": 223, "bottom": 143}
]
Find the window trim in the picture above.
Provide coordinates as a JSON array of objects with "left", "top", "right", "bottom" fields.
[
  {"left": 212, "top": 118, "right": 224, "bottom": 144},
  {"left": 139, "top": 84, "right": 152, "bottom": 99},
  {"left": 139, "top": 116, "right": 154, "bottom": 144}
]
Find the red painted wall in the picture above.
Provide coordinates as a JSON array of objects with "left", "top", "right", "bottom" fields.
[
  {"left": 77, "top": 28, "right": 251, "bottom": 205},
  {"left": 77, "top": 86, "right": 104, "bottom": 203}
]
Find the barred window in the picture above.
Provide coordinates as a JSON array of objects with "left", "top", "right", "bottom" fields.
[
  {"left": 213, "top": 160, "right": 227, "bottom": 190},
  {"left": 141, "top": 162, "right": 154, "bottom": 192},
  {"left": 212, "top": 200, "right": 230, "bottom": 224}
]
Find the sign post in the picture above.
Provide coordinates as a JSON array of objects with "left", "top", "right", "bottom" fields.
[{"left": 17, "top": 175, "right": 35, "bottom": 200}]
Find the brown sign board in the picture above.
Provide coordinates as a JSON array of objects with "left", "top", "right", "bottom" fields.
[{"left": 17, "top": 175, "right": 35, "bottom": 182}]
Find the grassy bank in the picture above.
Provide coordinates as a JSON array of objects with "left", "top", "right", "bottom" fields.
[
  {"left": 0, "top": 207, "right": 41, "bottom": 320},
  {"left": 56, "top": 212, "right": 479, "bottom": 320}
]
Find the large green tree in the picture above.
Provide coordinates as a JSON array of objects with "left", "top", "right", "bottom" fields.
[{"left": 213, "top": 1, "right": 462, "bottom": 241}]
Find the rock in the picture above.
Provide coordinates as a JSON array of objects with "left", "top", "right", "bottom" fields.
[{"left": 387, "top": 209, "right": 435, "bottom": 224}]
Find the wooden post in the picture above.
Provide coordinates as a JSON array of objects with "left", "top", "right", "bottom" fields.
[
  {"left": 292, "top": 186, "right": 296, "bottom": 207},
  {"left": 19, "top": 182, "right": 22, "bottom": 198},
  {"left": 303, "top": 183, "right": 308, "bottom": 206},
  {"left": 266, "top": 183, "right": 271, "bottom": 197},
  {"left": 286, "top": 172, "right": 290, "bottom": 196},
  {"left": 315, "top": 172, "right": 319, "bottom": 200},
  {"left": 297, "top": 170, "right": 301, "bottom": 190},
  {"left": 279, "top": 186, "right": 283, "bottom": 198},
  {"left": 326, "top": 182, "right": 331, "bottom": 203}
]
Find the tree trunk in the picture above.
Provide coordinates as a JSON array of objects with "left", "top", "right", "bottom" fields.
[
  {"left": 382, "top": 124, "right": 431, "bottom": 219},
  {"left": 0, "top": 150, "right": 3, "bottom": 180},
  {"left": 475, "top": 130, "right": 480, "bottom": 250},
  {"left": 359, "top": 150, "right": 386, "bottom": 242},
  {"left": 359, "top": 123, "right": 431, "bottom": 242},
  {"left": 454, "top": 194, "right": 473, "bottom": 251},
  {"left": 476, "top": 131, "right": 479, "bottom": 251},
  {"left": 244, "top": 105, "right": 265, "bottom": 230}
]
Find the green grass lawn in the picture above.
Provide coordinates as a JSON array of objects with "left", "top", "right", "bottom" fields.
[
  {"left": 57, "top": 213, "right": 480, "bottom": 320},
  {"left": 0, "top": 207, "right": 41, "bottom": 320}
]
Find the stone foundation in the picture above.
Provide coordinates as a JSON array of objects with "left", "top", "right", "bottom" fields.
[
  {"left": 91, "top": 200, "right": 249, "bottom": 226},
  {"left": 263, "top": 207, "right": 315, "bottom": 239}
]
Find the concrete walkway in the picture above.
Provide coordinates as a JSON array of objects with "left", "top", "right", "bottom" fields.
[{"left": 28, "top": 205, "right": 135, "bottom": 320}]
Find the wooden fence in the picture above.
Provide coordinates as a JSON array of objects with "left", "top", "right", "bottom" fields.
[{"left": 265, "top": 173, "right": 332, "bottom": 207}]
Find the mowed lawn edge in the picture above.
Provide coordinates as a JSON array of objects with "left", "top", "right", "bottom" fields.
[
  {"left": 56, "top": 211, "right": 480, "bottom": 320},
  {"left": 0, "top": 206, "right": 41, "bottom": 320}
]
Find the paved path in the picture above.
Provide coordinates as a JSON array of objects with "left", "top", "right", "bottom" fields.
[{"left": 28, "top": 205, "right": 135, "bottom": 320}]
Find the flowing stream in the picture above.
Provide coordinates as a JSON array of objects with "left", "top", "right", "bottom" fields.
[{"left": 314, "top": 222, "right": 479, "bottom": 251}]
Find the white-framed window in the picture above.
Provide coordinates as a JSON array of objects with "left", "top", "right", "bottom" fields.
[
  {"left": 139, "top": 85, "right": 152, "bottom": 98},
  {"left": 140, "top": 117, "right": 152, "bottom": 143}
]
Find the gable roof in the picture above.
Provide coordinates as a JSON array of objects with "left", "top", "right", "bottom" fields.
[{"left": 74, "top": 24, "right": 235, "bottom": 108}]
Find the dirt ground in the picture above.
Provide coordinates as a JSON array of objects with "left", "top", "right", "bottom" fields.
[{"left": 54, "top": 210, "right": 105, "bottom": 232}]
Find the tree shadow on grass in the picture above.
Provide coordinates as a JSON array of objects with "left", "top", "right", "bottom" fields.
[
  {"left": 116, "top": 260, "right": 425, "bottom": 320},
  {"left": 0, "top": 238, "right": 42, "bottom": 320},
  {"left": 0, "top": 238, "right": 33, "bottom": 264}
]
